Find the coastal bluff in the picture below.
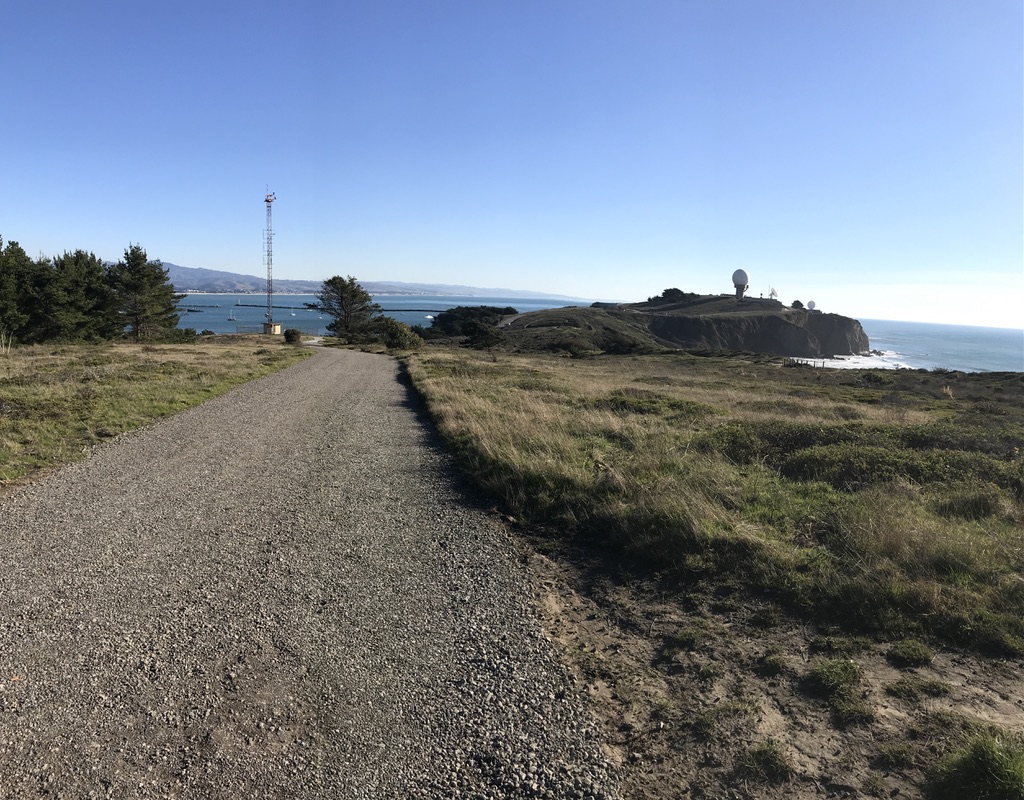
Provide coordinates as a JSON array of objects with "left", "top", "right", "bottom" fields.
[{"left": 502, "top": 294, "right": 870, "bottom": 358}]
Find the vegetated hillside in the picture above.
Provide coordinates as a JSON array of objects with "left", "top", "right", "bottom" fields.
[{"left": 501, "top": 295, "right": 869, "bottom": 359}]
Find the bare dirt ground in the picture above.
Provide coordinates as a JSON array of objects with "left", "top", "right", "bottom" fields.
[{"left": 523, "top": 542, "right": 1024, "bottom": 799}]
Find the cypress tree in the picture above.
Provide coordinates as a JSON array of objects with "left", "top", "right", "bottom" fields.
[
  {"left": 317, "top": 275, "right": 381, "bottom": 340},
  {"left": 107, "top": 244, "right": 183, "bottom": 341},
  {"left": 25, "top": 250, "right": 119, "bottom": 342},
  {"left": 0, "top": 238, "right": 39, "bottom": 342}
]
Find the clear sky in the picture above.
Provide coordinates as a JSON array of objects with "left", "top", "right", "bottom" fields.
[{"left": 3, "top": 0, "right": 1021, "bottom": 328}]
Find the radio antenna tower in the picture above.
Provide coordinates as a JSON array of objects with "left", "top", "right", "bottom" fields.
[{"left": 262, "top": 190, "right": 280, "bottom": 334}]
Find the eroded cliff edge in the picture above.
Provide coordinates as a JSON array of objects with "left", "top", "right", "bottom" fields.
[{"left": 647, "top": 309, "right": 869, "bottom": 358}]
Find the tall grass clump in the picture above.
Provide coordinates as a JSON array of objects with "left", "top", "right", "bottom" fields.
[
  {"left": 405, "top": 349, "right": 1024, "bottom": 655},
  {"left": 929, "top": 734, "right": 1024, "bottom": 800}
]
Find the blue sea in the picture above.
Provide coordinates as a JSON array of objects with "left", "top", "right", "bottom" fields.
[
  {"left": 818, "top": 319, "right": 1023, "bottom": 373},
  {"left": 177, "top": 293, "right": 584, "bottom": 335},
  {"left": 178, "top": 296, "right": 1023, "bottom": 374}
]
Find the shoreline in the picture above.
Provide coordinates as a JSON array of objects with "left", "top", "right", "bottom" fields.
[
  {"left": 796, "top": 351, "right": 1023, "bottom": 374},
  {"left": 794, "top": 351, "right": 913, "bottom": 371}
]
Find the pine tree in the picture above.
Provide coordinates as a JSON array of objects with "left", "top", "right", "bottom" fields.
[
  {"left": 107, "top": 244, "right": 183, "bottom": 341},
  {"left": 25, "top": 250, "right": 119, "bottom": 342},
  {"left": 317, "top": 275, "right": 381, "bottom": 340},
  {"left": 0, "top": 238, "right": 39, "bottom": 342}
]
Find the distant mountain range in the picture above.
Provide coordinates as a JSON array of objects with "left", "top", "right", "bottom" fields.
[{"left": 163, "top": 263, "right": 590, "bottom": 301}]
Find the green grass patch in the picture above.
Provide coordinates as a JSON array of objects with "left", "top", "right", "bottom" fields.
[
  {"left": 888, "top": 638, "right": 935, "bottom": 668},
  {"left": 0, "top": 339, "right": 310, "bottom": 486},
  {"left": 805, "top": 658, "right": 862, "bottom": 698},
  {"left": 929, "top": 734, "right": 1024, "bottom": 800},
  {"left": 803, "top": 658, "right": 875, "bottom": 726}
]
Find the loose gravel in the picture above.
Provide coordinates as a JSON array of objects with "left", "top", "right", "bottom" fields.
[{"left": 0, "top": 347, "right": 618, "bottom": 799}]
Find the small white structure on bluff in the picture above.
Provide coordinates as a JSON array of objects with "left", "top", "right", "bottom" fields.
[{"left": 732, "top": 269, "right": 749, "bottom": 301}]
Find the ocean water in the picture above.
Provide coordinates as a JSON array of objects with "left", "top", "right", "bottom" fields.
[
  {"left": 811, "top": 319, "right": 1023, "bottom": 373},
  {"left": 177, "top": 294, "right": 584, "bottom": 336},
  {"left": 178, "top": 297, "right": 1023, "bottom": 374}
]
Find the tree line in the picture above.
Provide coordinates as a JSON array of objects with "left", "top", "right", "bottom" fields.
[
  {"left": 1, "top": 234, "right": 497, "bottom": 351},
  {"left": 0, "top": 238, "right": 183, "bottom": 345}
]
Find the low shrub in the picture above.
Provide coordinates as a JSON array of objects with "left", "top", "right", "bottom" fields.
[
  {"left": 589, "top": 388, "right": 715, "bottom": 421},
  {"left": 374, "top": 318, "right": 423, "bottom": 350},
  {"left": 696, "top": 420, "right": 878, "bottom": 466},
  {"left": 780, "top": 444, "right": 1017, "bottom": 491},
  {"left": 933, "top": 483, "right": 1008, "bottom": 520}
]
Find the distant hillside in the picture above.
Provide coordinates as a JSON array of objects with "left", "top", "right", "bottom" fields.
[
  {"left": 164, "top": 263, "right": 589, "bottom": 300},
  {"left": 164, "top": 264, "right": 322, "bottom": 294}
]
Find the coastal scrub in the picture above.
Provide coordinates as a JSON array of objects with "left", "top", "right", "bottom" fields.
[{"left": 405, "top": 349, "right": 1024, "bottom": 655}]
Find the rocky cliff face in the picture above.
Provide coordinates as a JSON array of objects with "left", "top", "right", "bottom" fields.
[
  {"left": 804, "top": 312, "right": 870, "bottom": 356},
  {"left": 646, "top": 310, "right": 869, "bottom": 358}
]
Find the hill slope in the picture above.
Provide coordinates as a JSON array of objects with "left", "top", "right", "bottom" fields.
[{"left": 500, "top": 297, "right": 869, "bottom": 359}]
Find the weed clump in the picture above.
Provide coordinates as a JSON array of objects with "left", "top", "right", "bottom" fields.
[
  {"left": 888, "top": 638, "right": 935, "bottom": 668},
  {"left": 929, "top": 734, "right": 1024, "bottom": 800},
  {"left": 737, "top": 739, "right": 794, "bottom": 783},
  {"left": 885, "top": 676, "right": 950, "bottom": 702},
  {"left": 804, "top": 658, "right": 874, "bottom": 726},
  {"left": 753, "top": 646, "right": 787, "bottom": 677},
  {"left": 805, "top": 658, "right": 861, "bottom": 697}
]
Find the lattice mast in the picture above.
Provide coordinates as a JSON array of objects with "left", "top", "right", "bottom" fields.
[{"left": 264, "top": 191, "right": 276, "bottom": 322}]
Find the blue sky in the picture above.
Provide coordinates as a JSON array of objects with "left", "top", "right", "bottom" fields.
[{"left": 3, "top": 0, "right": 1021, "bottom": 328}]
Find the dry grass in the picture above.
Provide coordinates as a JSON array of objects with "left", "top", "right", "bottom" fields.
[
  {"left": 406, "top": 349, "right": 1024, "bottom": 654},
  {"left": 0, "top": 338, "right": 310, "bottom": 487}
]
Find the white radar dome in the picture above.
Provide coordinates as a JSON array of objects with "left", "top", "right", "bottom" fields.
[
  {"left": 731, "top": 269, "right": 748, "bottom": 286},
  {"left": 808, "top": 300, "right": 816, "bottom": 310}
]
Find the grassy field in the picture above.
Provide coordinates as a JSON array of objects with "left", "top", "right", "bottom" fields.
[
  {"left": 405, "top": 349, "right": 1024, "bottom": 655},
  {"left": 0, "top": 337, "right": 310, "bottom": 488},
  {"left": 405, "top": 347, "right": 1024, "bottom": 796}
]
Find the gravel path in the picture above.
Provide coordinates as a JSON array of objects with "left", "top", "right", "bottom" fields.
[{"left": 0, "top": 348, "right": 618, "bottom": 799}]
